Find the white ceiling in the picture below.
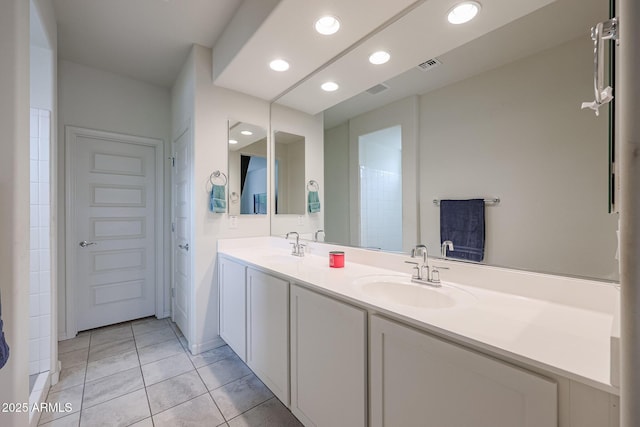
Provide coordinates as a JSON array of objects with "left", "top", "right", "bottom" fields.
[{"left": 52, "top": 0, "right": 243, "bottom": 88}]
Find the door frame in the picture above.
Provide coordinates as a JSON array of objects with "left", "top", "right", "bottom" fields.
[
  {"left": 65, "top": 126, "right": 165, "bottom": 338},
  {"left": 170, "top": 119, "right": 193, "bottom": 345}
]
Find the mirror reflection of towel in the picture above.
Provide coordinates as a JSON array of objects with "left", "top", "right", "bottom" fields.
[
  {"left": 0, "top": 293, "right": 10, "bottom": 370},
  {"left": 308, "top": 191, "right": 320, "bottom": 213},
  {"left": 253, "top": 193, "right": 267, "bottom": 214},
  {"left": 440, "top": 199, "right": 485, "bottom": 262}
]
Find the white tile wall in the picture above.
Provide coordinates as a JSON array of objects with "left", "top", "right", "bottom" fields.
[
  {"left": 359, "top": 166, "right": 403, "bottom": 252},
  {"left": 29, "top": 108, "right": 51, "bottom": 376}
]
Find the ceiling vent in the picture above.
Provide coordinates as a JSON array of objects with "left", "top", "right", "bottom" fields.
[
  {"left": 366, "top": 83, "right": 389, "bottom": 95},
  {"left": 416, "top": 58, "right": 442, "bottom": 71}
]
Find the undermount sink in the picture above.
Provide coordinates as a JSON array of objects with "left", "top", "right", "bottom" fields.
[{"left": 352, "top": 275, "right": 475, "bottom": 309}]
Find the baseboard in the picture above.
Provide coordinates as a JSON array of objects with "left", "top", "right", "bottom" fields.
[{"left": 189, "top": 335, "right": 224, "bottom": 355}]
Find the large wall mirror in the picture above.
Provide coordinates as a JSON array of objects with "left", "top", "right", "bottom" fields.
[
  {"left": 319, "top": 0, "right": 618, "bottom": 281},
  {"left": 228, "top": 120, "right": 268, "bottom": 215},
  {"left": 274, "top": 130, "right": 306, "bottom": 215}
]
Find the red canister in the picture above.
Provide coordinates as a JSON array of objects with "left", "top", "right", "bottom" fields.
[{"left": 329, "top": 251, "right": 345, "bottom": 268}]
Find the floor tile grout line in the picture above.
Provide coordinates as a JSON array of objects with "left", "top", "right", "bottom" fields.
[
  {"left": 143, "top": 365, "right": 197, "bottom": 388},
  {"left": 206, "top": 371, "right": 256, "bottom": 395},
  {"left": 219, "top": 393, "right": 274, "bottom": 424},
  {"left": 139, "top": 345, "right": 187, "bottom": 367},
  {"left": 193, "top": 352, "right": 240, "bottom": 371},
  {"left": 192, "top": 357, "right": 227, "bottom": 422},
  {"left": 79, "top": 384, "right": 147, "bottom": 412},
  {"left": 135, "top": 335, "right": 181, "bottom": 352},
  {"left": 132, "top": 323, "right": 155, "bottom": 426},
  {"left": 147, "top": 390, "right": 211, "bottom": 420}
]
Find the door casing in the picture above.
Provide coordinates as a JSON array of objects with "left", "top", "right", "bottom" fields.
[{"left": 65, "top": 126, "right": 165, "bottom": 338}]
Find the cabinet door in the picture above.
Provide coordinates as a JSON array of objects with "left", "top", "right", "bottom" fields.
[
  {"left": 218, "top": 257, "right": 246, "bottom": 361},
  {"left": 247, "top": 268, "right": 289, "bottom": 406},
  {"left": 370, "top": 315, "right": 557, "bottom": 427},
  {"left": 290, "top": 284, "right": 367, "bottom": 427}
]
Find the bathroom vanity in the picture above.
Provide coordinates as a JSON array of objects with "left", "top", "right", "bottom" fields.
[{"left": 217, "top": 237, "right": 620, "bottom": 427}]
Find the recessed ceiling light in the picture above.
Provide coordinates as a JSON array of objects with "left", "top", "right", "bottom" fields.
[
  {"left": 321, "top": 81, "right": 339, "bottom": 92},
  {"left": 229, "top": 139, "right": 238, "bottom": 145},
  {"left": 240, "top": 130, "right": 253, "bottom": 136},
  {"left": 269, "top": 59, "right": 290, "bottom": 72},
  {"left": 369, "top": 51, "right": 391, "bottom": 65},
  {"left": 315, "top": 16, "right": 340, "bottom": 35},
  {"left": 447, "top": 1, "right": 481, "bottom": 24}
]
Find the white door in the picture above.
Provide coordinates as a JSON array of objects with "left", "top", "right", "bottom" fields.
[
  {"left": 172, "top": 127, "right": 191, "bottom": 340},
  {"left": 68, "top": 128, "right": 160, "bottom": 332}
]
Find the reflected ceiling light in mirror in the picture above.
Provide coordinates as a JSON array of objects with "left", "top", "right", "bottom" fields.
[
  {"left": 315, "top": 15, "right": 340, "bottom": 35},
  {"left": 240, "top": 130, "right": 253, "bottom": 136},
  {"left": 369, "top": 51, "right": 391, "bottom": 65},
  {"left": 447, "top": 1, "right": 481, "bottom": 24},
  {"left": 321, "top": 81, "right": 339, "bottom": 92},
  {"left": 228, "top": 139, "right": 238, "bottom": 145},
  {"left": 269, "top": 59, "right": 290, "bottom": 71}
]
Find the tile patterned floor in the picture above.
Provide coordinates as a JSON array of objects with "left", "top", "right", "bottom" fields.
[{"left": 42, "top": 317, "right": 302, "bottom": 427}]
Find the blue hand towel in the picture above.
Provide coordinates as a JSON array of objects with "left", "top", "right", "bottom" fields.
[
  {"left": 209, "top": 184, "right": 226, "bottom": 213},
  {"left": 440, "top": 199, "right": 485, "bottom": 262},
  {"left": 253, "top": 193, "right": 267, "bottom": 214},
  {"left": 308, "top": 191, "right": 320, "bottom": 213},
  {"left": 0, "top": 293, "right": 10, "bottom": 370}
]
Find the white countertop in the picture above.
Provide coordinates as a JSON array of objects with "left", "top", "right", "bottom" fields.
[{"left": 218, "top": 237, "right": 619, "bottom": 395}]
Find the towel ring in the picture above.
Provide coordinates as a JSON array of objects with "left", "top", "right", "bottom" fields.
[
  {"left": 209, "top": 170, "right": 228, "bottom": 186},
  {"left": 230, "top": 192, "right": 240, "bottom": 203},
  {"left": 307, "top": 180, "right": 319, "bottom": 192}
]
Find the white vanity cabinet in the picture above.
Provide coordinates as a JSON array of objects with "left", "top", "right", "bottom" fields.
[
  {"left": 290, "top": 284, "right": 367, "bottom": 427},
  {"left": 218, "top": 256, "right": 247, "bottom": 361},
  {"left": 246, "top": 268, "right": 290, "bottom": 406},
  {"left": 370, "top": 315, "right": 558, "bottom": 427}
]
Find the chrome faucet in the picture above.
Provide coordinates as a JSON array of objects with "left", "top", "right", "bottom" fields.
[
  {"left": 286, "top": 232, "right": 305, "bottom": 257},
  {"left": 405, "top": 244, "right": 441, "bottom": 287},
  {"left": 314, "top": 229, "right": 325, "bottom": 242},
  {"left": 441, "top": 240, "right": 454, "bottom": 258}
]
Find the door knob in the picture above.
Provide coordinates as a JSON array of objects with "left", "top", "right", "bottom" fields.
[
  {"left": 178, "top": 243, "right": 189, "bottom": 251},
  {"left": 79, "top": 240, "right": 97, "bottom": 248}
]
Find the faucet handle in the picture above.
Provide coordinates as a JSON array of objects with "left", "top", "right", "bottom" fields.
[
  {"left": 430, "top": 267, "right": 441, "bottom": 284},
  {"left": 404, "top": 261, "right": 420, "bottom": 279}
]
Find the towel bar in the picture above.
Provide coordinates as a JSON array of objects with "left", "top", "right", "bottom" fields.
[{"left": 433, "top": 198, "right": 500, "bottom": 206}]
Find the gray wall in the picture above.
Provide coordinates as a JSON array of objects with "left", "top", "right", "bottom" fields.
[{"left": 324, "top": 122, "right": 350, "bottom": 244}]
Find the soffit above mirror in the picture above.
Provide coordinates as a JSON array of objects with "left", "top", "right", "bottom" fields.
[{"left": 212, "top": 0, "right": 419, "bottom": 101}]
